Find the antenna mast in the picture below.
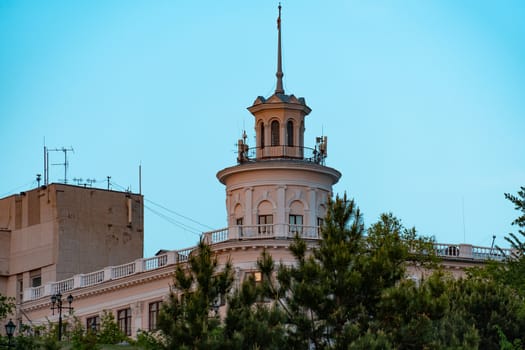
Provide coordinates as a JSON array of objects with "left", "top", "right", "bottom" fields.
[
  {"left": 46, "top": 147, "right": 74, "bottom": 184},
  {"left": 275, "top": 3, "right": 284, "bottom": 94},
  {"left": 44, "top": 144, "right": 48, "bottom": 185}
]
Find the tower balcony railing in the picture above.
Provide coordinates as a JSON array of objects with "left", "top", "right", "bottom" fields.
[
  {"left": 239, "top": 146, "right": 326, "bottom": 165},
  {"left": 202, "top": 224, "right": 321, "bottom": 244}
]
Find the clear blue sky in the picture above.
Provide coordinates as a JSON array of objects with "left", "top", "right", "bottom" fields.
[{"left": 1, "top": 1, "right": 524, "bottom": 257}]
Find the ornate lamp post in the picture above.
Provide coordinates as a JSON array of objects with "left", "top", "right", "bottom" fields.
[
  {"left": 50, "top": 292, "right": 74, "bottom": 341},
  {"left": 4, "top": 319, "right": 16, "bottom": 348}
]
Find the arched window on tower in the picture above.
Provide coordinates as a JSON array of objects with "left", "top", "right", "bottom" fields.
[
  {"left": 257, "top": 200, "right": 273, "bottom": 234},
  {"left": 287, "top": 120, "right": 294, "bottom": 146},
  {"left": 260, "top": 122, "right": 265, "bottom": 148},
  {"left": 271, "top": 120, "right": 280, "bottom": 146},
  {"left": 300, "top": 120, "right": 304, "bottom": 148},
  {"left": 289, "top": 200, "right": 304, "bottom": 235}
]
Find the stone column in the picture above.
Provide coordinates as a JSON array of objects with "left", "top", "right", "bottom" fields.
[
  {"left": 132, "top": 301, "right": 143, "bottom": 337},
  {"left": 308, "top": 187, "right": 317, "bottom": 227},
  {"left": 245, "top": 187, "right": 253, "bottom": 225},
  {"left": 226, "top": 190, "right": 232, "bottom": 227},
  {"left": 277, "top": 186, "right": 286, "bottom": 236}
]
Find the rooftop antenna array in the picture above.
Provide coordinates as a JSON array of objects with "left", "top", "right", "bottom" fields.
[
  {"left": 44, "top": 146, "right": 74, "bottom": 185},
  {"left": 73, "top": 178, "right": 97, "bottom": 187}
]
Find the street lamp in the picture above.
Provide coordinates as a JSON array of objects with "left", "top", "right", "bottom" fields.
[
  {"left": 4, "top": 319, "right": 15, "bottom": 348},
  {"left": 50, "top": 292, "right": 74, "bottom": 341}
]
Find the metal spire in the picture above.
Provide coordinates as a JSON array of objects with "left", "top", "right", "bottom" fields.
[{"left": 275, "top": 3, "right": 284, "bottom": 94}]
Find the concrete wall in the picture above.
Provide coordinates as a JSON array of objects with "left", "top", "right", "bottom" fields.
[
  {"left": 0, "top": 184, "right": 144, "bottom": 310},
  {"left": 0, "top": 230, "right": 10, "bottom": 278},
  {"left": 52, "top": 184, "right": 144, "bottom": 280}
]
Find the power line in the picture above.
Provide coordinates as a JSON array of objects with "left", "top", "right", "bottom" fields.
[
  {"left": 110, "top": 180, "right": 215, "bottom": 234},
  {"left": 0, "top": 180, "right": 37, "bottom": 198},
  {"left": 144, "top": 204, "right": 201, "bottom": 236},
  {"left": 145, "top": 198, "right": 215, "bottom": 231}
]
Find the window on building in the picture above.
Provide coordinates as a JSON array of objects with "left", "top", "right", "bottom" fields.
[
  {"left": 287, "top": 120, "right": 294, "bottom": 146},
  {"left": 149, "top": 301, "right": 162, "bottom": 331},
  {"left": 117, "top": 308, "right": 132, "bottom": 336},
  {"left": 17, "top": 275, "right": 23, "bottom": 303},
  {"left": 271, "top": 120, "right": 280, "bottom": 146},
  {"left": 236, "top": 217, "right": 244, "bottom": 237},
  {"left": 30, "top": 269, "right": 42, "bottom": 288},
  {"left": 289, "top": 215, "right": 303, "bottom": 235},
  {"left": 86, "top": 315, "right": 100, "bottom": 332},
  {"left": 260, "top": 123, "right": 265, "bottom": 148},
  {"left": 31, "top": 276, "right": 42, "bottom": 288},
  {"left": 317, "top": 217, "right": 324, "bottom": 234},
  {"left": 245, "top": 271, "right": 263, "bottom": 284},
  {"left": 258, "top": 215, "right": 273, "bottom": 234}
]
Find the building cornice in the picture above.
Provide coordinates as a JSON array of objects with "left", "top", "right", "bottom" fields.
[{"left": 217, "top": 160, "right": 341, "bottom": 186}]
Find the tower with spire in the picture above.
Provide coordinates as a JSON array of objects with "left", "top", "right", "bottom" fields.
[{"left": 215, "top": 5, "right": 341, "bottom": 242}]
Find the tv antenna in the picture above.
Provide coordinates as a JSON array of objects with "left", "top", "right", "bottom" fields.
[
  {"left": 44, "top": 146, "right": 74, "bottom": 184},
  {"left": 73, "top": 178, "right": 96, "bottom": 187}
]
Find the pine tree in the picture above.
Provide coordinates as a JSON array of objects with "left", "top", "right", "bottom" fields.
[
  {"left": 256, "top": 194, "right": 437, "bottom": 349},
  {"left": 375, "top": 272, "right": 479, "bottom": 349},
  {"left": 223, "top": 272, "right": 286, "bottom": 349},
  {"left": 158, "top": 238, "right": 233, "bottom": 350},
  {"left": 97, "top": 310, "right": 126, "bottom": 345}
]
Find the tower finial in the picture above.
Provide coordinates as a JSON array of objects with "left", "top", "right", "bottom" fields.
[{"left": 275, "top": 3, "right": 284, "bottom": 94}]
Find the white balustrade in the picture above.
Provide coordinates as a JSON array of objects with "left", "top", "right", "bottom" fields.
[
  {"left": 52, "top": 278, "right": 74, "bottom": 294},
  {"left": 81, "top": 270, "right": 105, "bottom": 287},
  {"left": 177, "top": 248, "right": 193, "bottom": 263},
  {"left": 112, "top": 262, "right": 136, "bottom": 279},
  {"left": 472, "top": 245, "right": 511, "bottom": 261},
  {"left": 27, "top": 285, "right": 44, "bottom": 301},
  {"left": 22, "top": 229, "right": 515, "bottom": 302},
  {"left": 143, "top": 254, "right": 168, "bottom": 271}
]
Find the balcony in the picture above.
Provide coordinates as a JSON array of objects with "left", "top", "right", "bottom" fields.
[
  {"left": 202, "top": 224, "right": 320, "bottom": 244},
  {"left": 433, "top": 243, "right": 511, "bottom": 262},
  {"left": 23, "top": 247, "right": 194, "bottom": 302},
  {"left": 23, "top": 225, "right": 514, "bottom": 302},
  {"left": 238, "top": 146, "right": 326, "bottom": 165}
]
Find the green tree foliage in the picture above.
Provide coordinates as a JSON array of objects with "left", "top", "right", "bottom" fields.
[
  {"left": 223, "top": 271, "right": 286, "bottom": 349},
  {"left": 0, "top": 294, "right": 15, "bottom": 320},
  {"left": 451, "top": 274, "right": 525, "bottom": 349},
  {"left": 469, "top": 186, "right": 525, "bottom": 295},
  {"left": 69, "top": 316, "right": 100, "bottom": 350},
  {"left": 505, "top": 186, "right": 525, "bottom": 250},
  {"left": 134, "top": 329, "right": 166, "bottom": 349},
  {"left": 97, "top": 310, "right": 127, "bottom": 345},
  {"left": 158, "top": 238, "right": 233, "bottom": 349},
  {"left": 255, "top": 194, "right": 437, "bottom": 349},
  {"left": 375, "top": 272, "right": 479, "bottom": 349},
  {"left": 11, "top": 323, "right": 54, "bottom": 350},
  {"left": 495, "top": 186, "right": 525, "bottom": 295}
]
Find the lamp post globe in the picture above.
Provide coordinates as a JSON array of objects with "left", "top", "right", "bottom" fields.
[
  {"left": 4, "top": 319, "right": 16, "bottom": 348},
  {"left": 4, "top": 319, "right": 15, "bottom": 337}
]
